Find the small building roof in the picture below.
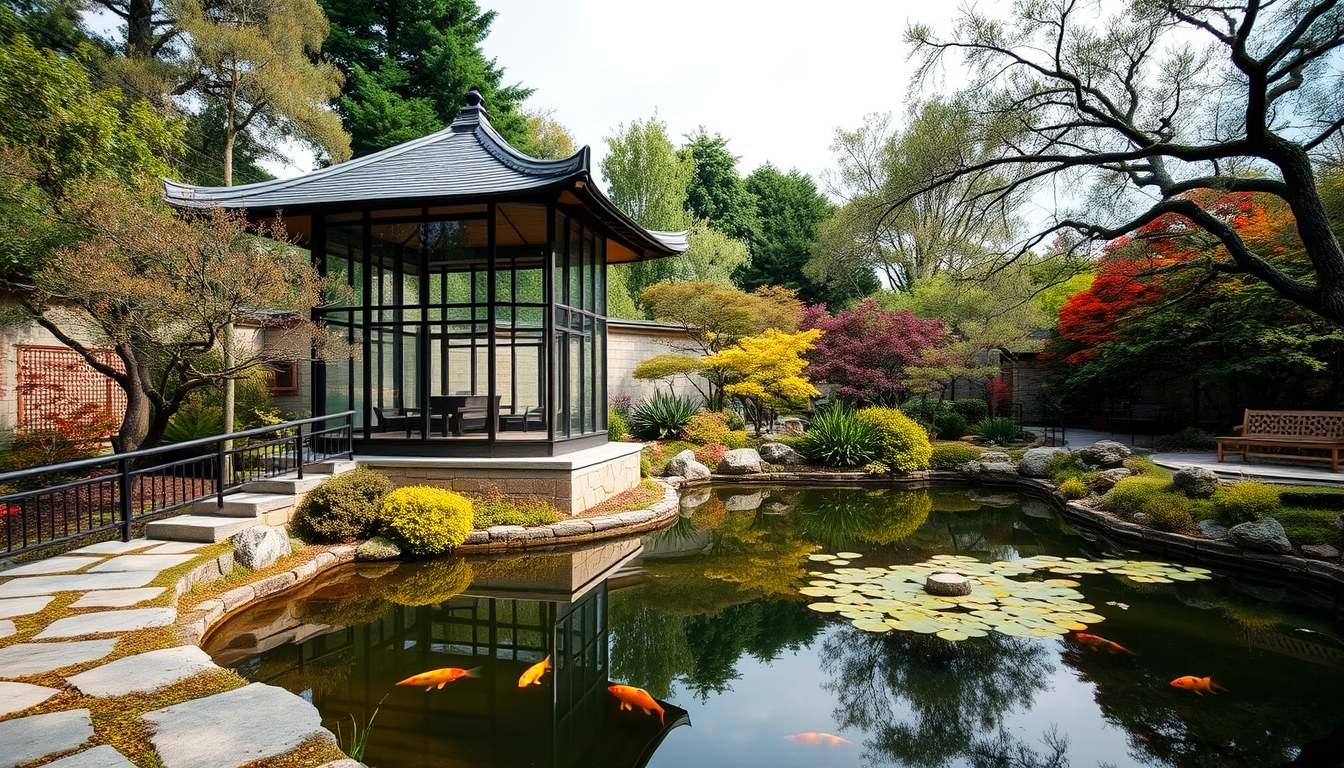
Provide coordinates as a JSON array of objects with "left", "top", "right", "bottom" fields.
[{"left": 162, "top": 91, "right": 687, "bottom": 261}]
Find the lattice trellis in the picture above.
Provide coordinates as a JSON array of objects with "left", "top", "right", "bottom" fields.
[
  {"left": 1243, "top": 410, "right": 1344, "bottom": 439},
  {"left": 16, "top": 345, "right": 126, "bottom": 431}
]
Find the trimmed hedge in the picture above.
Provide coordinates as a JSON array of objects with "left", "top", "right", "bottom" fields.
[
  {"left": 1104, "top": 477, "right": 1171, "bottom": 518},
  {"left": 856, "top": 407, "right": 932, "bottom": 472},
  {"left": 380, "top": 486, "right": 474, "bottom": 556},
  {"left": 290, "top": 467, "right": 393, "bottom": 544},
  {"left": 929, "top": 443, "right": 983, "bottom": 470},
  {"left": 1143, "top": 493, "right": 1194, "bottom": 532}
]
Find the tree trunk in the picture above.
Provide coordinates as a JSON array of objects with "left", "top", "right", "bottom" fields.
[
  {"left": 223, "top": 126, "right": 234, "bottom": 187},
  {"left": 127, "top": 0, "right": 154, "bottom": 57},
  {"left": 115, "top": 376, "right": 153, "bottom": 453}
]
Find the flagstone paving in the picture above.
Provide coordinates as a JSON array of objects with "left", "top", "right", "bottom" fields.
[
  {"left": 35, "top": 607, "right": 177, "bottom": 640},
  {"left": 44, "top": 745, "right": 139, "bottom": 768},
  {"left": 69, "top": 646, "right": 217, "bottom": 698},
  {"left": 0, "top": 681, "right": 60, "bottom": 717},
  {"left": 0, "top": 537, "right": 355, "bottom": 768},
  {"left": 0, "top": 639, "right": 119, "bottom": 677},
  {"left": 0, "top": 707, "right": 94, "bottom": 768},
  {"left": 69, "top": 587, "right": 166, "bottom": 609},
  {"left": 0, "top": 595, "right": 54, "bottom": 619}
]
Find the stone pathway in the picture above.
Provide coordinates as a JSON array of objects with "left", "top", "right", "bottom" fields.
[{"left": 0, "top": 538, "right": 342, "bottom": 768}]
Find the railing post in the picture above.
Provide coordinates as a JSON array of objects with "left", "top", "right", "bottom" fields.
[
  {"left": 295, "top": 422, "right": 304, "bottom": 480},
  {"left": 118, "top": 458, "right": 132, "bottom": 543},
  {"left": 216, "top": 436, "right": 227, "bottom": 509}
]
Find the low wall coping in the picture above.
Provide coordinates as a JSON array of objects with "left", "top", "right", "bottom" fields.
[{"left": 356, "top": 441, "right": 643, "bottom": 472}]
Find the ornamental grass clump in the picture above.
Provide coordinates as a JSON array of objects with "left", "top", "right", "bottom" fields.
[
  {"left": 629, "top": 392, "right": 700, "bottom": 440},
  {"left": 1143, "top": 493, "right": 1195, "bottom": 531},
  {"left": 1213, "top": 480, "right": 1282, "bottom": 525},
  {"left": 291, "top": 467, "right": 393, "bottom": 543},
  {"left": 856, "top": 407, "right": 932, "bottom": 472},
  {"left": 928, "top": 443, "right": 983, "bottom": 470},
  {"left": 1104, "top": 477, "right": 1171, "bottom": 519},
  {"left": 379, "top": 486, "right": 473, "bottom": 556},
  {"left": 798, "top": 406, "right": 879, "bottom": 467},
  {"left": 974, "top": 417, "right": 1020, "bottom": 445},
  {"left": 1057, "top": 477, "right": 1088, "bottom": 500}
]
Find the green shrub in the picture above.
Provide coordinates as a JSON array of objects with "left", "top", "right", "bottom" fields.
[
  {"left": 974, "top": 417, "right": 1020, "bottom": 445},
  {"left": 799, "top": 407, "right": 879, "bottom": 467},
  {"left": 1058, "top": 478, "right": 1088, "bottom": 499},
  {"left": 929, "top": 443, "right": 983, "bottom": 470},
  {"left": 934, "top": 412, "right": 968, "bottom": 440},
  {"left": 856, "top": 407, "right": 932, "bottom": 472},
  {"left": 1104, "top": 477, "right": 1171, "bottom": 518},
  {"left": 724, "top": 410, "right": 746, "bottom": 431},
  {"left": 640, "top": 454, "right": 651, "bottom": 478},
  {"left": 291, "top": 467, "right": 393, "bottom": 544},
  {"left": 629, "top": 392, "right": 700, "bottom": 439},
  {"left": 1213, "top": 480, "right": 1281, "bottom": 525},
  {"left": 1275, "top": 507, "right": 1344, "bottom": 547},
  {"left": 471, "top": 493, "right": 561, "bottom": 528},
  {"left": 1122, "top": 456, "right": 1172, "bottom": 479},
  {"left": 723, "top": 430, "right": 750, "bottom": 449},
  {"left": 682, "top": 410, "right": 733, "bottom": 445},
  {"left": 1279, "top": 487, "right": 1344, "bottom": 510},
  {"left": 607, "top": 411, "right": 628, "bottom": 441},
  {"left": 1044, "top": 451, "right": 1085, "bottom": 484},
  {"left": 379, "top": 486, "right": 474, "bottom": 556},
  {"left": 1143, "top": 493, "right": 1194, "bottom": 531},
  {"left": 949, "top": 399, "right": 990, "bottom": 426},
  {"left": 1151, "top": 427, "right": 1216, "bottom": 452},
  {"left": 694, "top": 442, "right": 729, "bottom": 467}
]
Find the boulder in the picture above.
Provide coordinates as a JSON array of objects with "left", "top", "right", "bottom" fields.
[
  {"left": 961, "top": 461, "right": 1020, "bottom": 484},
  {"left": 1336, "top": 514, "right": 1344, "bottom": 532},
  {"left": 1075, "top": 440, "right": 1132, "bottom": 468},
  {"left": 759, "top": 442, "right": 806, "bottom": 465},
  {"left": 230, "top": 526, "right": 290, "bottom": 570},
  {"left": 1132, "top": 513, "right": 1151, "bottom": 526},
  {"left": 717, "top": 448, "right": 767, "bottom": 475},
  {"left": 782, "top": 418, "right": 805, "bottom": 436},
  {"left": 1228, "top": 517, "right": 1292, "bottom": 555},
  {"left": 1018, "top": 447, "right": 1069, "bottom": 478},
  {"left": 1197, "top": 519, "right": 1230, "bottom": 541},
  {"left": 1090, "top": 468, "right": 1132, "bottom": 492},
  {"left": 666, "top": 450, "right": 711, "bottom": 480},
  {"left": 355, "top": 536, "right": 401, "bottom": 561},
  {"left": 1300, "top": 543, "right": 1340, "bottom": 560},
  {"left": 1173, "top": 466, "right": 1221, "bottom": 498},
  {"left": 979, "top": 451, "right": 1012, "bottom": 464}
]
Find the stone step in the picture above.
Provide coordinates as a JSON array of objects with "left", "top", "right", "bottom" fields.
[
  {"left": 306, "top": 459, "right": 357, "bottom": 475},
  {"left": 243, "top": 473, "right": 325, "bottom": 495},
  {"left": 145, "top": 515, "right": 262, "bottom": 543},
  {"left": 191, "top": 492, "right": 294, "bottom": 518}
]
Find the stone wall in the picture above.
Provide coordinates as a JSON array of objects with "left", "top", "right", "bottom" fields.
[
  {"left": 607, "top": 318, "right": 707, "bottom": 406},
  {"left": 361, "top": 442, "right": 643, "bottom": 515}
]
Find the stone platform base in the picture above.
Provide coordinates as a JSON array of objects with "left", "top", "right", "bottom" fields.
[{"left": 357, "top": 441, "right": 643, "bottom": 515}]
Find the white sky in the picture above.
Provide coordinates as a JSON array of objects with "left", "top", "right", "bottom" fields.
[{"left": 239, "top": 0, "right": 967, "bottom": 194}]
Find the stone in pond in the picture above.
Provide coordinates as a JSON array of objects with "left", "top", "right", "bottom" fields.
[
  {"left": 1075, "top": 440, "right": 1131, "bottom": 468},
  {"left": 1198, "top": 519, "right": 1230, "bottom": 541},
  {"left": 1300, "top": 543, "right": 1340, "bottom": 560},
  {"left": 759, "top": 442, "right": 806, "bottom": 465},
  {"left": 961, "top": 461, "right": 1019, "bottom": 484},
  {"left": 230, "top": 525, "right": 290, "bottom": 570},
  {"left": 1173, "top": 466, "right": 1221, "bottom": 498},
  {"left": 925, "top": 573, "right": 972, "bottom": 597},
  {"left": 1228, "top": 517, "right": 1292, "bottom": 555},
  {"left": 978, "top": 451, "right": 1012, "bottom": 464},
  {"left": 355, "top": 536, "right": 401, "bottom": 561},
  {"left": 1018, "top": 447, "right": 1068, "bottom": 478},
  {"left": 665, "top": 450, "right": 710, "bottom": 479},
  {"left": 717, "top": 448, "right": 766, "bottom": 474}
]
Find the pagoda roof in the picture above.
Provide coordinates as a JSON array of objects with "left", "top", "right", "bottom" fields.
[{"left": 162, "top": 91, "right": 687, "bottom": 260}]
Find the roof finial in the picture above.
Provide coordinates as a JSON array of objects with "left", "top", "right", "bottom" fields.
[{"left": 464, "top": 89, "right": 484, "bottom": 109}]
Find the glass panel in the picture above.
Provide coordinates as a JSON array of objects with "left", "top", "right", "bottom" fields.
[
  {"left": 596, "top": 320, "right": 606, "bottom": 429},
  {"left": 325, "top": 210, "right": 362, "bottom": 223},
  {"left": 568, "top": 220, "right": 582, "bottom": 309},
  {"left": 372, "top": 207, "right": 422, "bottom": 219},
  {"left": 370, "top": 222, "right": 420, "bottom": 308},
  {"left": 321, "top": 313, "right": 355, "bottom": 420},
  {"left": 569, "top": 334, "right": 582, "bottom": 435},
  {"left": 584, "top": 334, "right": 595, "bottom": 433},
  {"left": 428, "top": 204, "right": 487, "bottom": 216},
  {"left": 596, "top": 238, "right": 607, "bottom": 315},
  {"left": 323, "top": 223, "right": 363, "bottom": 306},
  {"left": 553, "top": 211, "right": 567, "bottom": 306}
]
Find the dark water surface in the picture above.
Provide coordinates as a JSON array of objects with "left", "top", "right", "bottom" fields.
[{"left": 206, "top": 485, "right": 1344, "bottom": 768}]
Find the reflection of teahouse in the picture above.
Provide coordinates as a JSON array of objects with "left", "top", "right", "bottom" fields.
[
  {"left": 162, "top": 90, "right": 686, "bottom": 460},
  {"left": 209, "top": 540, "right": 688, "bottom": 768}
]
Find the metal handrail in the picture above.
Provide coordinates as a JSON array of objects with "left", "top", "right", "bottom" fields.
[{"left": 0, "top": 411, "right": 355, "bottom": 557}]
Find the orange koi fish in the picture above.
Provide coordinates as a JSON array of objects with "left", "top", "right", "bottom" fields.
[
  {"left": 1170, "top": 676, "right": 1227, "bottom": 695},
  {"left": 396, "top": 667, "right": 480, "bottom": 691},
  {"left": 608, "top": 684, "right": 665, "bottom": 725},
  {"left": 518, "top": 655, "right": 551, "bottom": 688},
  {"left": 1072, "top": 632, "right": 1135, "bottom": 655},
  {"left": 786, "top": 732, "right": 852, "bottom": 746}
]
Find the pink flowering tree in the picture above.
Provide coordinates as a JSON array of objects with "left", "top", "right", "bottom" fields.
[{"left": 800, "top": 300, "right": 950, "bottom": 406}]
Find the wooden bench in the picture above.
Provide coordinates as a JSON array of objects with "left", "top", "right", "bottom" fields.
[{"left": 1216, "top": 409, "right": 1344, "bottom": 471}]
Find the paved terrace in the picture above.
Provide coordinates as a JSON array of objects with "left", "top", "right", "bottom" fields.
[{"left": 0, "top": 537, "right": 359, "bottom": 768}]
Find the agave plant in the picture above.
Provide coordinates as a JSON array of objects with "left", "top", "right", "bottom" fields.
[
  {"left": 799, "top": 406, "right": 879, "bottom": 467},
  {"left": 628, "top": 391, "right": 701, "bottom": 440},
  {"left": 974, "top": 416, "right": 1020, "bottom": 445}
]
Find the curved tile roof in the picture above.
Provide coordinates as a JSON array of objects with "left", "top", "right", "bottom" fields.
[{"left": 162, "top": 92, "right": 687, "bottom": 258}]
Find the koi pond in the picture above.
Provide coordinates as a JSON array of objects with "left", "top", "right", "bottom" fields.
[{"left": 205, "top": 485, "right": 1344, "bottom": 768}]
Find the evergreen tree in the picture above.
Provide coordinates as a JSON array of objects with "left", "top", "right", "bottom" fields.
[
  {"left": 682, "top": 128, "right": 757, "bottom": 243},
  {"left": 319, "top": 0, "right": 532, "bottom": 156}
]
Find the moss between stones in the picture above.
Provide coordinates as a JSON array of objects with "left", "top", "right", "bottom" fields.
[
  {"left": 238, "top": 735, "right": 346, "bottom": 768},
  {"left": 582, "top": 479, "right": 665, "bottom": 516}
]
